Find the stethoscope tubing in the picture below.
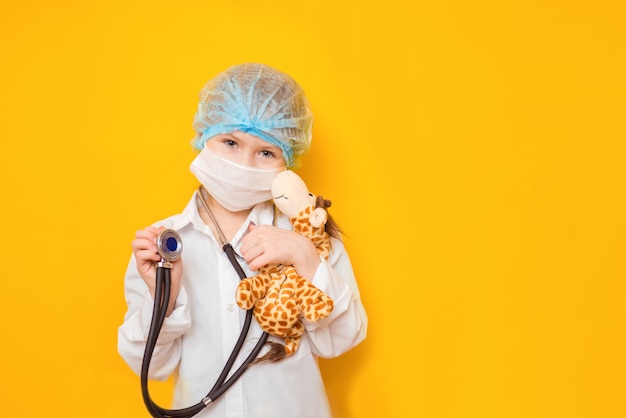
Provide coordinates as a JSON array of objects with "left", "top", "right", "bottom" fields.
[{"left": 140, "top": 243, "right": 268, "bottom": 418}]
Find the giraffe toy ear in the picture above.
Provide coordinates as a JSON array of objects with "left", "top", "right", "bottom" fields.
[{"left": 309, "top": 207, "right": 327, "bottom": 228}]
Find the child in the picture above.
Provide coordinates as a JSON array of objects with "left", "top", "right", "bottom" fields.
[{"left": 118, "top": 63, "right": 368, "bottom": 418}]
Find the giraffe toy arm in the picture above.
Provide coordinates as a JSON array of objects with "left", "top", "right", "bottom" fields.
[{"left": 235, "top": 274, "right": 270, "bottom": 311}]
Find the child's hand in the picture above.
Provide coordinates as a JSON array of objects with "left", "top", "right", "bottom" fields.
[
  {"left": 131, "top": 226, "right": 183, "bottom": 316},
  {"left": 240, "top": 223, "right": 321, "bottom": 279}
]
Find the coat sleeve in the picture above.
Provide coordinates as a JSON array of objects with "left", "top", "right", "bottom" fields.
[
  {"left": 117, "top": 254, "right": 192, "bottom": 381},
  {"left": 303, "top": 238, "right": 368, "bottom": 358}
]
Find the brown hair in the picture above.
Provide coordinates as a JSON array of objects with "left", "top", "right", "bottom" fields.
[{"left": 315, "top": 196, "right": 343, "bottom": 239}]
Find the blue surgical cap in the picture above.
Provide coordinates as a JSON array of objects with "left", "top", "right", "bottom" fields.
[{"left": 191, "top": 63, "right": 314, "bottom": 168}]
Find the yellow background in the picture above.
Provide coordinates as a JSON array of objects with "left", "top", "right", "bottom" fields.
[{"left": 1, "top": 1, "right": 625, "bottom": 417}]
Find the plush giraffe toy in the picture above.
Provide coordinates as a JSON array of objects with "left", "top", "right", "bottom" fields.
[{"left": 235, "top": 170, "right": 337, "bottom": 363}]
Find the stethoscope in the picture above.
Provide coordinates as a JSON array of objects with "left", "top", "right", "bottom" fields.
[{"left": 140, "top": 189, "right": 270, "bottom": 417}]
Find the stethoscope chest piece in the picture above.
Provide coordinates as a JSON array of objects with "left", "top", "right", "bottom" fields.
[{"left": 156, "top": 229, "right": 183, "bottom": 263}]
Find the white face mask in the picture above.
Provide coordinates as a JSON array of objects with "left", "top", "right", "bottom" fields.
[{"left": 190, "top": 147, "right": 285, "bottom": 212}]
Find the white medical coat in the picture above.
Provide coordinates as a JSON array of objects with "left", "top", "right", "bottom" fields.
[{"left": 118, "top": 192, "right": 368, "bottom": 418}]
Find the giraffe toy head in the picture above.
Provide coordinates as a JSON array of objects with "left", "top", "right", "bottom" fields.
[{"left": 272, "top": 170, "right": 328, "bottom": 228}]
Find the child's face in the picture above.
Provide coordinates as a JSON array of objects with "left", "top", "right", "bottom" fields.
[{"left": 205, "top": 131, "right": 286, "bottom": 170}]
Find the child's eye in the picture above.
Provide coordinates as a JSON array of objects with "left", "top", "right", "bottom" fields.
[
  {"left": 259, "top": 150, "right": 276, "bottom": 158},
  {"left": 223, "top": 139, "right": 238, "bottom": 148}
]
